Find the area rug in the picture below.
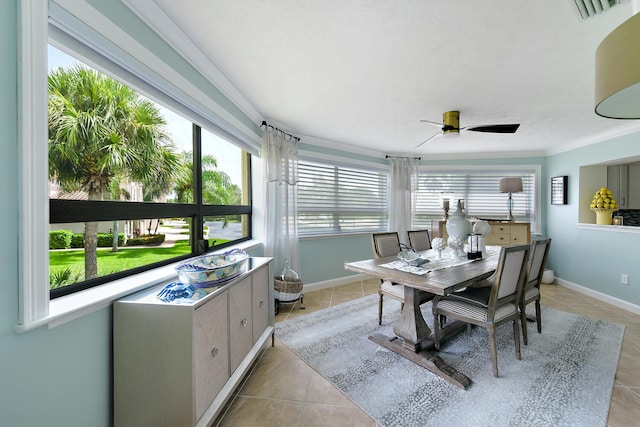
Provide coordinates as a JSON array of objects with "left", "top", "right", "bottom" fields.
[{"left": 275, "top": 294, "right": 625, "bottom": 427}]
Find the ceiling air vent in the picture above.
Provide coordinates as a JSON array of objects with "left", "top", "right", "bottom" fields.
[{"left": 572, "top": 0, "right": 627, "bottom": 19}]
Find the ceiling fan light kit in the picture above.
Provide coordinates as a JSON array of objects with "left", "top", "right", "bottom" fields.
[
  {"left": 595, "top": 11, "right": 640, "bottom": 119},
  {"left": 442, "top": 111, "right": 460, "bottom": 135}
]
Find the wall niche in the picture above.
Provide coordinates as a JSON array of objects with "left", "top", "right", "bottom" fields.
[{"left": 579, "top": 155, "right": 640, "bottom": 226}]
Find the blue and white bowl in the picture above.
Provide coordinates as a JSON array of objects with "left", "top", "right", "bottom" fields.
[{"left": 176, "top": 249, "right": 249, "bottom": 288}]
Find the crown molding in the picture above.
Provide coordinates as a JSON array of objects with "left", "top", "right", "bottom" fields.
[{"left": 122, "top": 0, "right": 263, "bottom": 125}]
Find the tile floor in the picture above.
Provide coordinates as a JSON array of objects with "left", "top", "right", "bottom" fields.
[{"left": 213, "top": 279, "right": 640, "bottom": 427}]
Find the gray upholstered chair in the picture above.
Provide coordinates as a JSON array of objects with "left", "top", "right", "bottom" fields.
[
  {"left": 407, "top": 229, "right": 432, "bottom": 251},
  {"left": 432, "top": 244, "right": 530, "bottom": 377},
  {"left": 372, "top": 232, "right": 433, "bottom": 325},
  {"left": 520, "top": 238, "right": 552, "bottom": 345}
]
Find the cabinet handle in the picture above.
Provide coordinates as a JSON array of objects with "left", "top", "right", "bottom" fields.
[
  {"left": 211, "top": 346, "right": 219, "bottom": 357},
  {"left": 259, "top": 300, "right": 264, "bottom": 308},
  {"left": 241, "top": 317, "right": 248, "bottom": 327}
]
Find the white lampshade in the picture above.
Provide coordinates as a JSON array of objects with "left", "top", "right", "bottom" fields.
[
  {"left": 595, "top": 12, "right": 640, "bottom": 119},
  {"left": 499, "top": 177, "right": 523, "bottom": 194}
]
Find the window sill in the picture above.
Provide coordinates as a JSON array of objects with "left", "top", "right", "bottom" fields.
[
  {"left": 15, "top": 240, "right": 262, "bottom": 333},
  {"left": 299, "top": 231, "right": 375, "bottom": 240},
  {"left": 576, "top": 223, "right": 640, "bottom": 234}
]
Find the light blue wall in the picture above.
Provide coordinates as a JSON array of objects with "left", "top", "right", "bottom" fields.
[
  {"left": 0, "top": 1, "right": 258, "bottom": 426},
  {"left": 546, "top": 133, "right": 640, "bottom": 305}
]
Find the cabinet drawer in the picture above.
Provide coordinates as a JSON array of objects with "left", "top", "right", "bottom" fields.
[
  {"left": 229, "top": 277, "right": 253, "bottom": 373},
  {"left": 194, "top": 293, "right": 229, "bottom": 420},
  {"left": 485, "top": 233, "right": 510, "bottom": 245},
  {"left": 252, "top": 265, "right": 271, "bottom": 344},
  {"left": 510, "top": 225, "right": 529, "bottom": 244},
  {"left": 491, "top": 224, "right": 510, "bottom": 234}
]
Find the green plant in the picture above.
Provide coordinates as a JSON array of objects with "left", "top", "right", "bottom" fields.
[
  {"left": 97, "top": 232, "right": 126, "bottom": 247},
  {"left": 125, "top": 234, "right": 165, "bottom": 246},
  {"left": 49, "top": 230, "right": 72, "bottom": 249},
  {"left": 49, "top": 267, "right": 84, "bottom": 289},
  {"left": 71, "top": 233, "right": 84, "bottom": 248}
]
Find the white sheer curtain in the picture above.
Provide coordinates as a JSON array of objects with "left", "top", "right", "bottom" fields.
[
  {"left": 388, "top": 157, "right": 418, "bottom": 245},
  {"left": 262, "top": 124, "right": 301, "bottom": 276}
]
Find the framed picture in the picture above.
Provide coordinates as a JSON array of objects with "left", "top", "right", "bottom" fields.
[{"left": 551, "top": 176, "right": 568, "bottom": 205}]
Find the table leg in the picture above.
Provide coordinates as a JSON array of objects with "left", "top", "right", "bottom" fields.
[
  {"left": 369, "top": 333, "right": 471, "bottom": 389},
  {"left": 371, "top": 286, "right": 471, "bottom": 389},
  {"left": 393, "top": 286, "right": 431, "bottom": 351}
]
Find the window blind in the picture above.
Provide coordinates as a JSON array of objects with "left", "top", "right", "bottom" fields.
[
  {"left": 413, "top": 169, "right": 536, "bottom": 230},
  {"left": 297, "top": 160, "right": 388, "bottom": 235}
]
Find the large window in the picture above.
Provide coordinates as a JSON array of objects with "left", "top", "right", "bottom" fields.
[
  {"left": 413, "top": 168, "right": 538, "bottom": 231},
  {"left": 297, "top": 159, "right": 388, "bottom": 235},
  {"left": 47, "top": 46, "right": 252, "bottom": 297}
]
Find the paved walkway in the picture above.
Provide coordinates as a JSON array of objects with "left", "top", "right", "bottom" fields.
[{"left": 155, "top": 219, "right": 189, "bottom": 247}]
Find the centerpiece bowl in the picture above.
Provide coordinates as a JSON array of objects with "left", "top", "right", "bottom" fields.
[{"left": 175, "top": 249, "right": 249, "bottom": 288}]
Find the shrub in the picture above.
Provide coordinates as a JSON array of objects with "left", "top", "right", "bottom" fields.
[
  {"left": 126, "top": 234, "right": 165, "bottom": 246},
  {"left": 71, "top": 233, "right": 84, "bottom": 248},
  {"left": 97, "top": 233, "right": 126, "bottom": 247},
  {"left": 49, "top": 230, "right": 72, "bottom": 249}
]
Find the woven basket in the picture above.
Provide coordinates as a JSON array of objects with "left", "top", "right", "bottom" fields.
[{"left": 274, "top": 277, "right": 303, "bottom": 301}]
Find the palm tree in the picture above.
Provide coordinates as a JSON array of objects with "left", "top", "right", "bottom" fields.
[
  {"left": 173, "top": 151, "right": 241, "bottom": 205},
  {"left": 48, "top": 65, "right": 182, "bottom": 280}
]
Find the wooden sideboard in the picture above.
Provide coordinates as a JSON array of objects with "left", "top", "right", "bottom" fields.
[
  {"left": 431, "top": 220, "right": 531, "bottom": 245},
  {"left": 114, "top": 257, "right": 274, "bottom": 427}
]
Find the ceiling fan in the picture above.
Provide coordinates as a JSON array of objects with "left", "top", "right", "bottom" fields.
[{"left": 416, "top": 111, "right": 520, "bottom": 148}]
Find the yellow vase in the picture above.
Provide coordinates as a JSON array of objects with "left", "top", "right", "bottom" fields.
[{"left": 592, "top": 208, "right": 614, "bottom": 225}]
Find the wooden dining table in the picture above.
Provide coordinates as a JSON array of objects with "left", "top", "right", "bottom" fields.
[{"left": 344, "top": 247, "right": 500, "bottom": 389}]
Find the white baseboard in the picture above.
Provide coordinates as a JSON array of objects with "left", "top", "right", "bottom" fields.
[
  {"left": 555, "top": 277, "right": 640, "bottom": 316},
  {"left": 303, "top": 274, "right": 371, "bottom": 293},
  {"left": 304, "top": 274, "right": 640, "bottom": 316}
]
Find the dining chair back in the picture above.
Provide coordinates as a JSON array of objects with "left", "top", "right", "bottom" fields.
[
  {"left": 432, "top": 244, "right": 530, "bottom": 377},
  {"left": 407, "top": 229, "right": 432, "bottom": 251},
  {"left": 371, "top": 232, "right": 433, "bottom": 325},
  {"left": 372, "top": 232, "right": 401, "bottom": 258},
  {"left": 519, "top": 238, "right": 551, "bottom": 344}
]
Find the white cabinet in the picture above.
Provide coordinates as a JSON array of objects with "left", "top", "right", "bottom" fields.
[{"left": 114, "top": 257, "right": 273, "bottom": 427}]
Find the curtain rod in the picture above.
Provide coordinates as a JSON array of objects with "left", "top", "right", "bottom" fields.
[
  {"left": 385, "top": 155, "right": 422, "bottom": 160},
  {"left": 261, "top": 121, "right": 300, "bottom": 141}
]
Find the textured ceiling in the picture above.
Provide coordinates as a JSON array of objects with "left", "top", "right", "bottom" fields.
[{"left": 138, "top": 0, "right": 640, "bottom": 158}]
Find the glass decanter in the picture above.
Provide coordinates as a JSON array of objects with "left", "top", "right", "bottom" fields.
[{"left": 280, "top": 258, "right": 299, "bottom": 282}]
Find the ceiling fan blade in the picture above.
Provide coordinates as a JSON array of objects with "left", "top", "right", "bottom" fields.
[
  {"left": 419, "top": 119, "right": 445, "bottom": 128},
  {"left": 415, "top": 132, "right": 441, "bottom": 148},
  {"left": 464, "top": 124, "right": 520, "bottom": 133}
]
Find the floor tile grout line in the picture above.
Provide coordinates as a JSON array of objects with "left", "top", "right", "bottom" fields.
[
  {"left": 227, "top": 393, "right": 361, "bottom": 408},
  {"left": 613, "top": 383, "right": 640, "bottom": 400}
]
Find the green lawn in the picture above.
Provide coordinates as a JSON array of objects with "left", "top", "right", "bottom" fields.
[
  {"left": 49, "top": 237, "right": 233, "bottom": 284},
  {"left": 49, "top": 240, "right": 192, "bottom": 279}
]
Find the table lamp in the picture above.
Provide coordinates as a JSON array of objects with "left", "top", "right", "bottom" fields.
[{"left": 499, "top": 177, "right": 522, "bottom": 222}]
